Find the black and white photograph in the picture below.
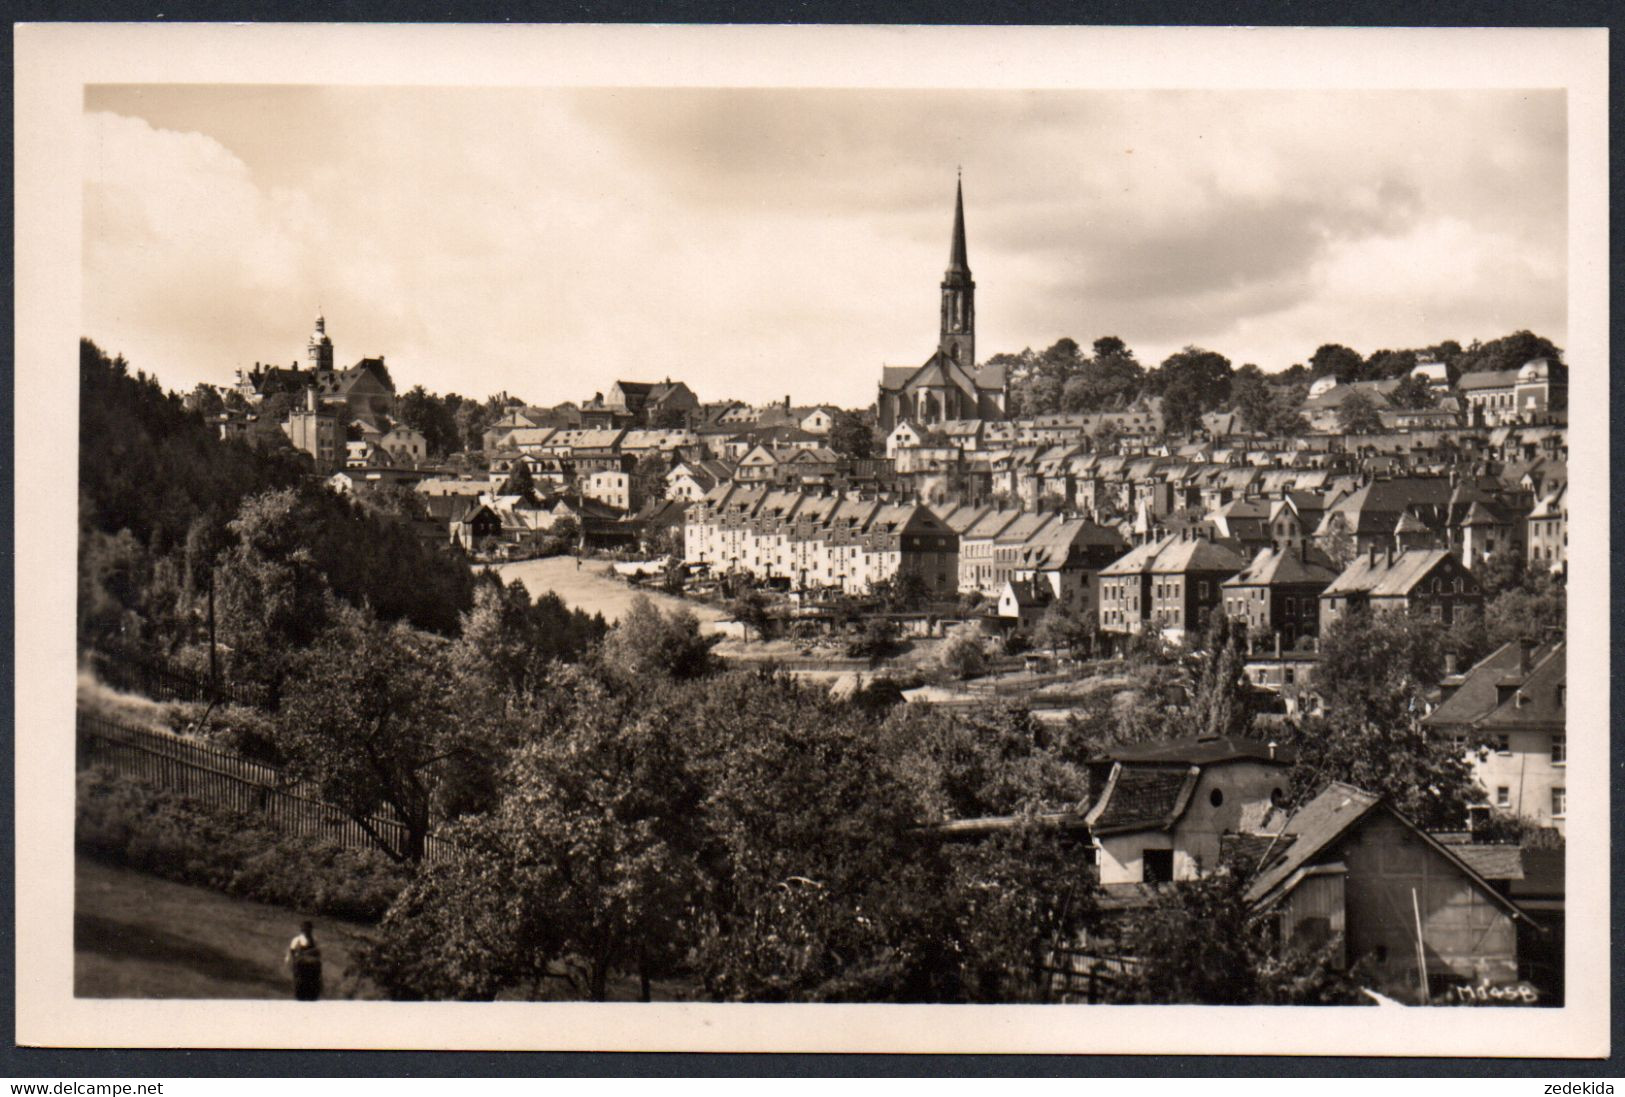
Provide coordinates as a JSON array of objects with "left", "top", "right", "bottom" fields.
[{"left": 13, "top": 23, "right": 1609, "bottom": 1058}]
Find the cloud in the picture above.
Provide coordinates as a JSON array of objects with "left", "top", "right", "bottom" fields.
[{"left": 82, "top": 87, "right": 1567, "bottom": 405}]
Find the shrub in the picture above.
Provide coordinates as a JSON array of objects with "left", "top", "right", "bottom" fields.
[
  {"left": 938, "top": 632, "right": 989, "bottom": 680},
  {"left": 845, "top": 617, "right": 901, "bottom": 660},
  {"left": 76, "top": 767, "right": 409, "bottom": 921}
]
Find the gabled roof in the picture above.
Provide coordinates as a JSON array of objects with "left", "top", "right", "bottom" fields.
[
  {"left": 1147, "top": 534, "right": 1250, "bottom": 576},
  {"left": 935, "top": 503, "right": 993, "bottom": 535},
  {"left": 1244, "top": 782, "right": 1536, "bottom": 925},
  {"left": 962, "top": 507, "right": 1025, "bottom": 542},
  {"left": 1222, "top": 545, "right": 1339, "bottom": 588},
  {"left": 1321, "top": 547, "right": 1458, "bottom": 598},
  {"left": 1084, "top": 763, "right": 1202, "bottom": 836},
  {"left": 994, "top": 511, "right": 1057, "bottom": 545},
  {"left": 1099, "top": 535, "right": 1174, "bottom": 577},
  {"left": 1423, "top": 640, "right": 1564, "bottom": 732}
]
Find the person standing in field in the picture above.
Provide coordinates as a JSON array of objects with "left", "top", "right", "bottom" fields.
[{"left": 286, "top": 920, "right": 323, "bottom": 1001}]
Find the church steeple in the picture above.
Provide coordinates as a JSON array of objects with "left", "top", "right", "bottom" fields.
[
  {"left": 307, "top": 310, "right": 335, "bottom": 374},
  {"left": 938, "top": 173, "right": 975, "bottom": 370}
]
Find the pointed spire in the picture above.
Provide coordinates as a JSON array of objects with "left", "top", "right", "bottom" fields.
[{"left": 947, "top": 174, "right": 969, "bottom": 276}]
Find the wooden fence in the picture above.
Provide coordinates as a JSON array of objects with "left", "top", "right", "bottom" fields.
[
  {"left": 88, "top": 646, "right": 271, "bottom": 710},
  {"left": 76, "top": 710, "right": 451, "bottom": 864},
  {"left": 1037, "top": 946, "right": 1142, "bottom": 1004}
]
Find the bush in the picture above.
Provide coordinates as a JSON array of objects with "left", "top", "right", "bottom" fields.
[
  {"left": 938, "top": 632, "right": 989, "bottom": 680},
  {"left": 845, "top": 617, "right": 901, "bottom": 660},
  {"left": 76, "top": 767, "right": 408, "bottom": 921}
]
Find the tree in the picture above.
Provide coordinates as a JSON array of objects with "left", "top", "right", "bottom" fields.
[
  {"left": 1286, "top": 609, "right": 1482, "bottom": 829},
  {"left": 543, "top": 514, "right": 582, "bottom": 556},
  {"left": 874, "top": 572, "right": 931, "bottom": 612},
  {"left": 1060, "top": 337, "right": 1145, "bottom": 414},
  {"left": 276, "top": 611, "right": 480, "bottom": 863},
  {"left": 1152, "top": 346, "right": 1234, "bottom": 434},
  {"left": 1453, "top": 330, "right": 1562, "bottom": 375},
  {"left": 1336, "top": 390, "right": 1384, "bottom": 434},
  {"left": 360, "top": 814, "right": 562, "bottom": 999},
  {"left": 731, "top": 588, "right": 775, "bottom": 641},
  {"left": 846, "top": 615, "right": 901, "bottom": 661},
  {"left": 1309, "top": 343, "right": 1365, "bottom": 385},
  {"left": 397, "top": 385, "right": 462, "bottom": 457},
  {"left": 364, "top": 670, "right": 707, "bottom": 1001},
  {"left": 1033, "top": 601, "right": 1097, "bottom": 657},
  {"left": 1364, "top": 348, "right": 1419, "bottom": 381},
  {"left": 1229, "top": 364, "right": 1275, "bottom": 434},
  {"left": 938, "top": 630, "right": 989, "bottom": 680},
  {"left": 651, "top": 404, "right": 690, "bottom": 429},
  {"left": 498, "top": 462, "right": 538, "bottom": 501},
  {"left": 213, "top": 489, "right": 333, "bottom": 691},
  {"left": 1389, "top": 374, "right": 1438, "bottom": 410},
  {"left": 685, "top": 674, "right": 1095, "bottom": 1002},
  {"left": 1109, "top": 867, "right": 1366, "bottom": 1005},
  {"left": 599, "top": 594, "right": 719, "bottom": 684},
  {"left": 184, "top": 383, "right": 226, "bottom": 417},
  {"left": 1189, "top": 613, "right": 1260, "bottom": 740},
  {"left": 632, "top": 452, "right": 669, "bottom": 503},
  {"left": 828, "top": 409, "right": 876, "bottom": 460},
  {"left": 1483, "top": 570, "right": 1565, "bottom": 648},
  {"left": 453, "top": 575, "right": 606, "bottom": 702}
]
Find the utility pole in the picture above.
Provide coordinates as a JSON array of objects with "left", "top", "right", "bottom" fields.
[{"left": 207, "top": 564, "right": 218, "bottom": 692}]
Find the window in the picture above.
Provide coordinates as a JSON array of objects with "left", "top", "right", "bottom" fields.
[
  {"left": 1209, "top": 788, "right": 1225, "bottom": 808},
  {"left": 1552, "top": 733, "right": 1566, "bottom": 765},
  {"left": 1552, "top": 787, "right": 1566, "bottom": 818},
  {"left": 1285, "top": 667, "right": 1295, "bottom": 685},
  {"left": 1495, "top": 733, "right": 1511, "bottom": 754},
  {"left": 1142, "top": 849, "right": 1175, "bottom": 884},
  {"left": 1198, "top": 580, "right": 1209, "bottom": 599},
  {"left": 1496, "top": 786, "right": 1510, "bottom": 808}
]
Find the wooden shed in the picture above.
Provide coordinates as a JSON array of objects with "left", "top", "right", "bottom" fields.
[{"left": 1245, "top": 782, "right": 1541, "bottom": 1002}]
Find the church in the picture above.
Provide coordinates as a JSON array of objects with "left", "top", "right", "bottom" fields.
[{"left": 876, "top": 178, "right": 1009, "bottom": 431}]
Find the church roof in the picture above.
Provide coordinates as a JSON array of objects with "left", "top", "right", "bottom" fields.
[{"left": 946, "top": 177, "right": 970, "bottom": 277}]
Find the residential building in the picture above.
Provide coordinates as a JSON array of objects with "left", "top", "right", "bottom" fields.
[
  {"left": 1319, "top": 547, "right": 1483, "bottom": 636},
  {"left": 379, "top": 424, "right": 427, "bottom": 463},
  {"left": 1098, "top": 535, "right": 1173, "bottom": 640},
  {"left": 1526, "top": 484, "right": 1567, "bottom": 573},
  {"left": 1425, "top": 640, "right": 1567, "bottom": 834},
  {"left": 1144, "top": 529, "right": 1250, "bottom": 642},
  {"left": 1221, "top": 544, "right": 1339, "bottom": 647}
]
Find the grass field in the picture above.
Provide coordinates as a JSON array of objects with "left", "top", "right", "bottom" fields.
[
  {"left": 75, "top": 854, "right": 696, "bottom": 1002},
  {"left": 75, "top": 855, "right": 380, "bottom": 1000},
  {"left": 492, "top": 556, "right": 730, "bottom": 627}
]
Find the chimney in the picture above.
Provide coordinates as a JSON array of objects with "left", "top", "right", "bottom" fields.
[
  {"left": 1274, "top": 631, "right": 1281, "bottom": 658},
  {"left": 1518, "top": 638, "right": 1535, "bottom": 675},
  {"left": 785, "top": 395, "right": 792, "bottom": 411},
  {"left": 1444, "top": 651, "right": 1458, "bottom": 676},
  {"left": 1267, "top": 740, "right": 1278, "bottom": 760},
  {"left": 1385, "top": 546, "right": 1395, "bottom": 568},
  {"left": 1368, "top": 544, "right": 1380, "bottom": 565}
]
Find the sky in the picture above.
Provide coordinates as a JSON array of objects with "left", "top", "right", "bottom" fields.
[{"left": 82, "top": 86, "right": 1567, "bottom": 408}]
